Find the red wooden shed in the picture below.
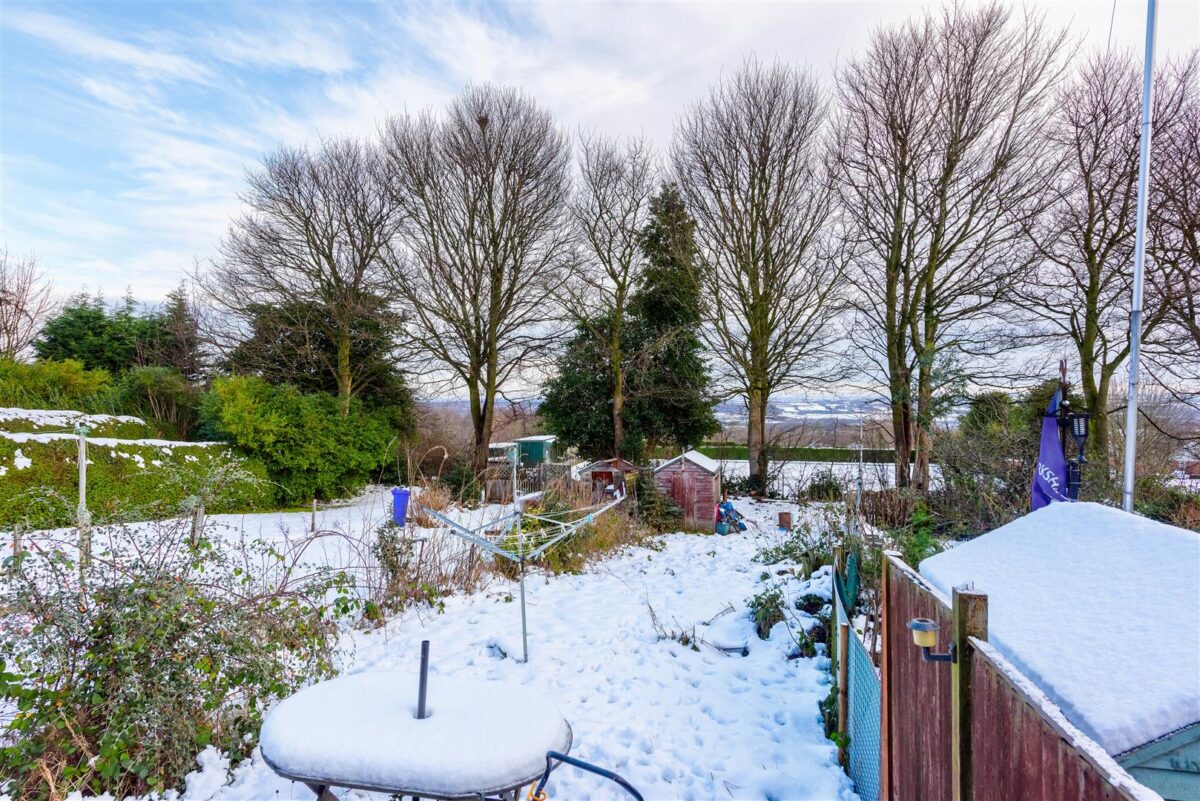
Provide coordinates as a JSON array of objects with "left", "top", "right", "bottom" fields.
[
  {"left": 579, "top": 457, "right": 639, "bottom": 500},
  {"left": 653, "top": 450, "right": 721, "bottom": 532}
]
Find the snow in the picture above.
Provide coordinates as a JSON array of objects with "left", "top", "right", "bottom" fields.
[
  {"left": 44, "top": 495, "right": 855, "bottom": 801},
  {"left": 0, "top": 408, "right": 144, "bottom": 428},
  {"left": 12, "top": 449, "right": 30, "bottom": 470},
  {"left": 719, "top": 459, "right": 942, "bottom": 492},
  {"left": 919, "top": 502, "right": 1200, "bottom": 757},
  {"left": 259, "top": 672, "right": 572, "bottom": 797},
  {"left": 656, "top": 449, "right": 720, "bottom": 475},
  {"left": 0, "top": 430, "right": 222, "bottom": 448}
]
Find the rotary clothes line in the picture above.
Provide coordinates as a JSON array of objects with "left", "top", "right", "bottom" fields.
[{"left": 413, "top": 489, "right": 626, "bottom": 664}]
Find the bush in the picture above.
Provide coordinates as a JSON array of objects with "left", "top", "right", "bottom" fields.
[
  {"left": 0, "top": 516, "right": 353, "bottom": 799},
  {"left": 896, "top": 502, "right": 941, "bottom": 566},
  {"left": 0, "top": 359, "right": 117, "bottom": 413},
  {"left": 803, "top": 469, "right": 843, "bottom": 502},
  {"left": 200, "top": 376, "right": 397, "bottom": 504},
  {"left": 117, "top": 366, "right": 201, "bottom": 440},
  {"left": 635, "top": 476, "right": 682, "bottom": 533},
  {"left": 0, "top": 437, "right": 272, "bottom": 529},
  {"left": 747, "top": 585, "right": 786, "bottom": 639}
]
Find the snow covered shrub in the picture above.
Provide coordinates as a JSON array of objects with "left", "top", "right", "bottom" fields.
[
  {"left": 747, "top": 585, "right": 786, "bottom": 639},
  {"left": 755, "top": 506, "right": 843, "bottom": 577},
  {"left": 370, "top": 523, "right": 448, "bottom": 616},
  {"left": 0, "top": 517, "right": 353, "bottom": 800}
]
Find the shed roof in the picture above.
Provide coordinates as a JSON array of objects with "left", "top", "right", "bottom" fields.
[
  {"left": 919, "top": 502, "right": 1200, "bottom": 756},
  {"left": 516, "top": 435, "right": 557, "bottom": 443},
  {"left": 654, "top": 450, "right": 720, "bottom": 475},
  {"left": 581, "top": 457, "right": 638, "bottom": 474}
]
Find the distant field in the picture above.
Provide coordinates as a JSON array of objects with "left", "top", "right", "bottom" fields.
[{"left": 653, "top": 443, "right": 905, "bottom": 464}]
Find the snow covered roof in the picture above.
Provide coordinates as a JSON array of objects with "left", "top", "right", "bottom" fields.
[
  {"left": 516, "top": 434, "right": 557, "bottom": 442},
  {"left": 920, "top": 502, "right": 1200, "bottom": 756},
  {"left": 655, "top": 449, "right": 721, "bottom": 475}
]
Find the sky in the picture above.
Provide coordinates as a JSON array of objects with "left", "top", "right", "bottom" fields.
[{"left": 1, "top": 0, "right": 1197, "bottom": 307}]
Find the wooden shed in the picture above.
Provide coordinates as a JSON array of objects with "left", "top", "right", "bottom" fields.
[
  {"left": 653, "top": 450, "right": 721, "bottom": 532},
  {"left": 579, "top": 457, "right": 638, "bottom": 500}
]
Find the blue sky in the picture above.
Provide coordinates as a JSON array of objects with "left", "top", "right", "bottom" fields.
[{"left": 1, "top": 0, "right": 1197, "bottom": 306}]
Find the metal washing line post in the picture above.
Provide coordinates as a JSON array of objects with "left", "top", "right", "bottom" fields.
[
  {"left": 1122, "top": 0, "right": 1159, "bottom": 513},
  {"left": 415, "top": 446, "right": 624, "bottom": 664}
]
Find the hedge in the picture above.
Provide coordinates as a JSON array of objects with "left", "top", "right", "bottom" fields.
[{"left": 0, "top": 435, "right": 274, "bottom": 530}]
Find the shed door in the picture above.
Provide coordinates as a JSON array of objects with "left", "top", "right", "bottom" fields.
[{"left": 671, "top": 470, "right": 698, "bottom": 519}]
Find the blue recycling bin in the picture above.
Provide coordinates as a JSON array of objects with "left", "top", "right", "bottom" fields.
[{"left": 391, "top": 487, "right": 410, "bottom": 527}]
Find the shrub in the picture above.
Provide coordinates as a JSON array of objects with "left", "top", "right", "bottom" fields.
[
  {"left": 755, "top": 506, "right": 843, "bottom": 576},
  {"left": 747, "top": 585, "right": 786, "bottom": 639},
  {"left": 200, "top": 376, "right": 396, "bottom": 504},
  {"left": 117, "top": 366, "right": 201, "bottom": 439},
  {"left": 634, "top": 475, "right": 682, "bottom": 533},
  {"left": 803, "top": 469, "right": 843, "bottom": 502},
  {"left": 896, "top": 502, "right": 941, "bottom": 566},
  {"left": 0, "top": 437, "right": 272, "bottom": 529},
  {"left": 0, "top": 516, "right": 354, "bottom": 799},
  {"left": 0, "top": 359, "right": 117, "bottom": 412}
]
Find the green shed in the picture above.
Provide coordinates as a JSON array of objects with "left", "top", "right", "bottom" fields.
[
  {"left": 515, "top": 435, "right": 557, "bottom": 468},
  {"left": 1118, "top": 723, "right": 1200, "bottom": 801}
]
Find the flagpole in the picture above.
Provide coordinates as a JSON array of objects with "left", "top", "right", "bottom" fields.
[{"left": 1122, "top": 0, "right": 1159, "bottom": 513}]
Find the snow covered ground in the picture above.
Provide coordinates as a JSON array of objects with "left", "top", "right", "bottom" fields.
[
  {"left": 48, "top": 496, "right": 857, "bottom": 801},
  {"left": 718, "top": 459, "right": 937, "bottom": 493}
]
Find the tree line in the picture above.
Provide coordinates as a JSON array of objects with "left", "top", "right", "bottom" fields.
[{"left": 4, "top": 2, "right": 1197, "bottom": 495}]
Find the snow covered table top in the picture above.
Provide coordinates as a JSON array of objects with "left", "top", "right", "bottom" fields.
[
  {"left": 260, "top": 671, "right": 572, "bottom": 799},
  {"left": 919, "top": 502, "right": 1200, "bottom": 756}
]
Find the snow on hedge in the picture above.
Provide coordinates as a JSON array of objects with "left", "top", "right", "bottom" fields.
[
  {"left": 0, "top": 407, "right": 145, "bottom": 427},
  {"left": 919, "top": 502, "right": 1200, "bottom": 756}
]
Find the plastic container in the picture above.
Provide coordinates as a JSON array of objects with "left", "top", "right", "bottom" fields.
[
  {"left": 391, "top": 487, "right": 410, "bottom": 527},
  {"left": 716, "top": 521, "right": 731, "bottom": 536}
]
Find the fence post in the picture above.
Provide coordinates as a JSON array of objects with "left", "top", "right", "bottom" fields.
[
  {"left": 838, "top": 620, "right": 850, "bottom": 766},
  {"left": 951, "top": 587, "right": 988, "bottom": 801},
  {"left": 190, "top": 501, "right": 205, "bottom": 546}
]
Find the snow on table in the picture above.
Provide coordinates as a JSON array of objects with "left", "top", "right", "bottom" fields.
[
  {"left": 260, "top": 671, "right": 571, "bottom": 798},
  {"left": 127, "top": 520, "right": 856, "bottom": 801},
  {"left": 919, "top": 502, "right": 1200, "bottom": 757}
]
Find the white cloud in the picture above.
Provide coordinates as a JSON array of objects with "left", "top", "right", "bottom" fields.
[
  {"left": 3, "top": 8, "right": 211, "bottom": 84},
  {"left": 2, "top": 0, "right": 1197, "bottom": 304}
]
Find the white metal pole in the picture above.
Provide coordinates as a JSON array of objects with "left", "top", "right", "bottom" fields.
[
  {"left": 1122, "top": 0, "right": 1159, "bottom": 513},
  {"left": 76, "top": 425, "right": 92, "bottom": 569}
]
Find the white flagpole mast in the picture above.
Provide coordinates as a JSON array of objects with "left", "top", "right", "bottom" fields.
[{"left": 1122, "top": 0, "right": 1159, "bottom": 513}]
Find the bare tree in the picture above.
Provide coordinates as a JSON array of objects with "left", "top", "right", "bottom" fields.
[
  {"left": 0, "top": 249, "right": 57, "bottom": 360},
  {"left": 199, "top": 138, "right": 399, "bottom": 415},
  {"left": 1014, "top": 52, "right": 1196, "bottom": 464},
  {"left": 674, "top": 58, "right": 843, "bottom": 489},
  {"left": 382, "top": 86, "right": 572, "bottom": 472},
  {"left": 834, "top": 4, "right": 1068, "bottom": 489},
  {"left": 561, "top": 133, "right": 657, "bottom": 457},
  {"left": 1147, "top": 54, "right": 1200, "bottom": 397}
]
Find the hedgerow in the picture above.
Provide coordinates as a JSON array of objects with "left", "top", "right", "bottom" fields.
[{"left": 0, "top": 437, "right": 273, "bottom": 529}]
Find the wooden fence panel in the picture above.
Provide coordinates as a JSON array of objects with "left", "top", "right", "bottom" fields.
[
  {"left": 885, "top": 557, "right": 953, "bottom": 801},
  {"left": 971, "top": 640, "right": 1147, "bottom": 801}
]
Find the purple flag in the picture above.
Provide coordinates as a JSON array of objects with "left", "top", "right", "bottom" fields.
[{"left": 1032, "top": 389, "right": 1071, "bottom": 510}]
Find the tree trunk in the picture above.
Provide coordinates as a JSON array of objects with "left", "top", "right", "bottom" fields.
[
  {"left": 335, "top": 328, "right": 352, "bottom": 417},
  {"left": 747, "top": 384, "right": 766, "bottom": 491},
  {"left": 912, "top": 356, "right": 934, "bottom": 492},
  {"left": 889, "top": 365, "right": 913, "bottom": 489},
  {"left": 612, "top": 332, "right": 625, "bottom": 459}
]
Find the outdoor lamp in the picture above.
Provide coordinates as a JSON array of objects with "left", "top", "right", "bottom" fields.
[
  {"left": 907, "top": 618, "right": 955, "bottom": 663},
  {"left": 1070, "top": 412, "right": 1090, "bottom": 462}
]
